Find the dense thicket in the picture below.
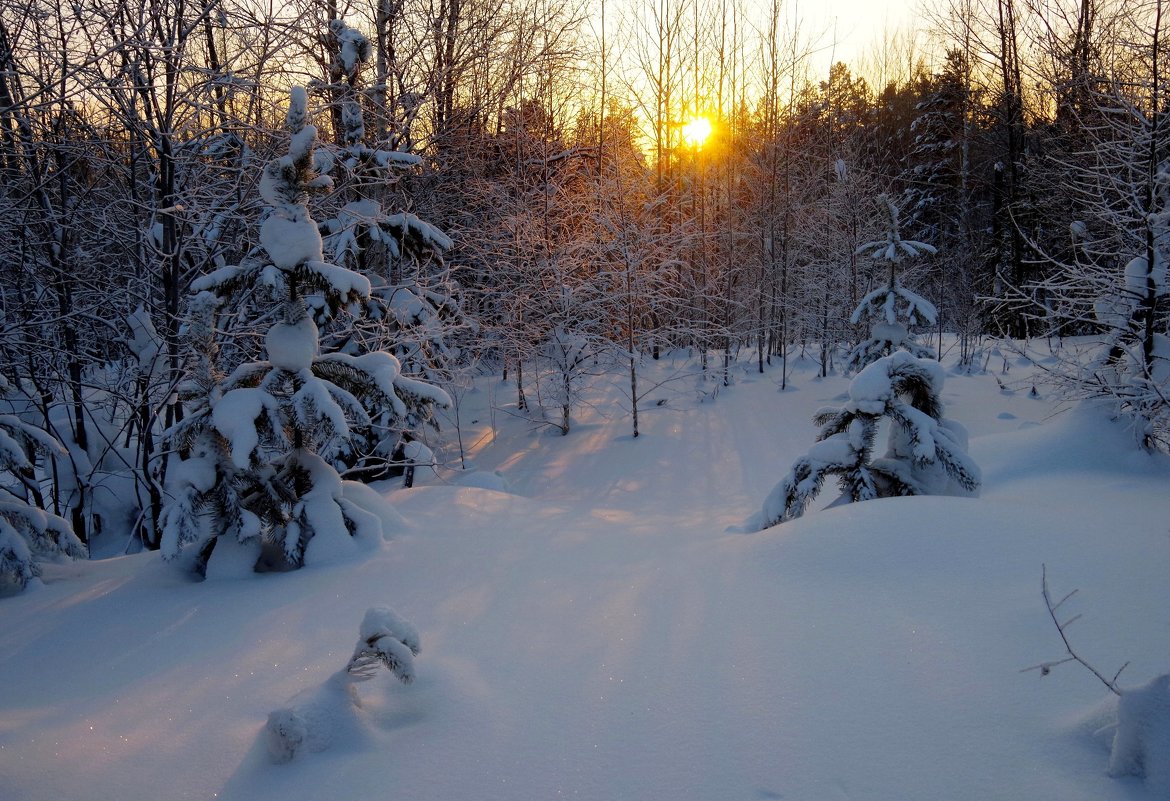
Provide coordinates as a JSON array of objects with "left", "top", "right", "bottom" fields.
[{"left": 2, "top": 0, "right": 1168, "bottom": 560}]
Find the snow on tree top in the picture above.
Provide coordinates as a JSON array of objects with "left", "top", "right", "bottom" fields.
[
  {"left": 358, "top": 606, "right": 421, "bottom": 657},
  {"left": 1124, "top": 255, "right": 1168, "bottom": 298},
  {"left": 286, "top": 87, "right": 309, "bottom": 133}
]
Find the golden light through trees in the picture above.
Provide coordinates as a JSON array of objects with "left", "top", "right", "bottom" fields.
[{"left": 681, "top": 115, "right": 713, "bottom": 148}]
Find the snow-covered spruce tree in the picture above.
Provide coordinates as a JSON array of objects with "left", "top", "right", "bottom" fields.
[
  {"left": 265, "top": 606, "right": 420, "bottom": 763},
  {"left": 312, "top": 19, "right": 464, "bottom": 479},
  {"left": 845, "top": 194, "right": 939, "bottom": 373},
  {"left": 318, "top": 19, "right": 462, "bottom": 376},
  {"left": 0, "top": 375, "right": 87, "bottom": 591},
  {"left": 756, "top": 351, "right": 980, "bottom": 529},
  {"left": 161, "top": 88, "right": 449, "bottom": 575}
]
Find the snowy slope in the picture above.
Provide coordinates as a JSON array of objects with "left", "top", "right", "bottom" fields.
[{"left": 1, "top": 351, "right": 1167, "bottom": 801}]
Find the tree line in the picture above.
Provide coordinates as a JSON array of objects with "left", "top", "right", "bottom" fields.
[{"left": 1, "top": 0, "right": 1168, "bottom": 558}]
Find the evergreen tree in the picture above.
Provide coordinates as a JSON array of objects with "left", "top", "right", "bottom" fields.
[
  {"left": 318, "top": 18, "right": 465, "bottom": 381},
  {"left": 845, "top": 194, "right": 938, "bottom": 372},
  {"left": 755, "top": 351, "right": 980, "bottom": 529},
  {"left": 0, "top": 375, "right": 86, "bottom": 590},
  {"left": 160, "top": 88, "right": 450, "bottom": 576},
  {"left": 315, "top": 18, "right": 466, "bottom": 479}
]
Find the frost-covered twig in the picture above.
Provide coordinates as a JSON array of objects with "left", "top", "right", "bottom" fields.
[{"left": 1021, "top": 565, "right": 1126, "bottom": 695}]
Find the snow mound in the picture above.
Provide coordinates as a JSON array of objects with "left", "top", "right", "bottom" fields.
[
  {"left": 266, "top": 672, "right": 366, "bottom": 763},
  {"left": 448, "top": 469, "right": 511, "bottom": 493},
  {"left": 265, "top": 606, "right": 421, "bottom": 763},
  {"left": 1110, "top": 674, "right": 1170, "bottom": 792}
]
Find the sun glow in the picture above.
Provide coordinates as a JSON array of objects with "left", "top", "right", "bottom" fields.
[{"left": 681, "top": 115, "right": 713, "bottom": 149}]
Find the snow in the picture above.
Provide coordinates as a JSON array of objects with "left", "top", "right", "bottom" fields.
[
  {"left": 1109, "top": 673, "right": 1170, "bottom": 792},
  {"left": 302, "top": 259, "right": 371, "bottom": 299},
  {"left": 212, "top": 388, "right": 271, "bottom": 468},
  {"left": 191, "top": 263, "right": 244, "bottom": 293},
  {"left": 291, "top": 375, "right": 354, "bottom": 447},
  {"left": 329, "top": 20, "right": 370, "bottom": 74},
  {"left": 260, "top": 213, "right": 324, "bottom": 270},
  {"left": 285, "top": 87, "right": 308, "bottom": 134},
  {"left": 804, "top": 433, "right": 856, "bottom": 465},
  {"left": 1, "top": 348, "right": 1168, "bottom": 800},
  {"left": 870, "top": 320, "right": 908, "bottom": 345},
  {"left": 294, "top": 452, "right": 365, "bottom": 566},
  {"left": 205, "top": 533, "right": 262, "bottom": 581},
  {"left": 266, "top": 317, "right": 319, "bottom": 372},
  {"left": 126, "top": 304, "right": 162, "bottom": 379},
  {"left": 168, "top": 454, "right": 217, "bottom": 495}
]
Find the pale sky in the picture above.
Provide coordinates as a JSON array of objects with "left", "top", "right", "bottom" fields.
[
  {"left": 793, "top": 0, "right": 925, "bottom": 80},
  {"left": 600, "top": 0, "right": 932, "bottom": 93}
]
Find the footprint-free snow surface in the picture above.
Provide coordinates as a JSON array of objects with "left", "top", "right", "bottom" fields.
[{"left": 2, "top": 352, "right": 1168, "bottom": 800}]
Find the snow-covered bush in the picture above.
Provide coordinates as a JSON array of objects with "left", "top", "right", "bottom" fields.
[
  {"left": 161, "top": 89, "right": 449, "bottom": 575},
  {"left": 845, "top": 195, "right": 938, "bottom": 373},
  {"left": 1081, "top": 245, "right": 1170, "bottom": 449},
  {"left": 265, "top": 606, "right": 420, "bottom": 763},
  {"left": 0, "top": 376, "right": 87, "bottom": 591},
  {"left": 755, "top": 351, "right": 980, "bottom": 528}
]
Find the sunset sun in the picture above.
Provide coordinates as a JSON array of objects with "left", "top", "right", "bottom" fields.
[{"left": 681, "top": 115, "right": 713, "bottom": 148}]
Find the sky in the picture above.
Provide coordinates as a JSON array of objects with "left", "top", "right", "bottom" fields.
[
  {"left": 599, "top": 0, "right": 932, "bottom": 104},
  {"left": 792, "top": 0, "right": 924, "bottom": 79}
]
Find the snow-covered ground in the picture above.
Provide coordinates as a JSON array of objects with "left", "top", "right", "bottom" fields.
[{"left": 2, "top": 348, "right": 1168, "bottom": 801}]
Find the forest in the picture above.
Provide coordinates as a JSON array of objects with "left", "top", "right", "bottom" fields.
[
  {"left": 2, "top": 0, "right": 1170, "bottom": 798},
  {"left": 1, "top": 0, "right": 1168, "bottom": 559}
]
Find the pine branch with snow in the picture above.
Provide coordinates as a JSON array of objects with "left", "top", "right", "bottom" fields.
[{"left": 346, "top": 606, "right": 421, "bottom": 683}]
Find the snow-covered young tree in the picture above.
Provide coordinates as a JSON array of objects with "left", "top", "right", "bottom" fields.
[
  {"left": 754, "top": 351, "right": 980, "bottom": 529},
  {"left": 160, "top": 88, "right": 449, "bottom": 576},
  {"left": 0, "top": 375, "right": 87, "bottom": 591},
  {"left": 845, "top": 194, "right": 938, "bottom": 373},
  {"left": 313, "top": 18, "right": 465, "bottom": 479},
  {"left": 317, "top": 18, "right": 464, "bottom": 374}
]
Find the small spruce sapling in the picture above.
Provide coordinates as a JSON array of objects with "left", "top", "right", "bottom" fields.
[
  {"left": 756, "top": 351, "right": 980, "bottom": 528},
  {"left": 846, "top": 194, "right": 938, "bottom": 373},
  {"left": 265, "top": 606, "right": 420, "bottom": 763},
  {"left": 0, "top": 375, "right": 87, "bottom": 591}
]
